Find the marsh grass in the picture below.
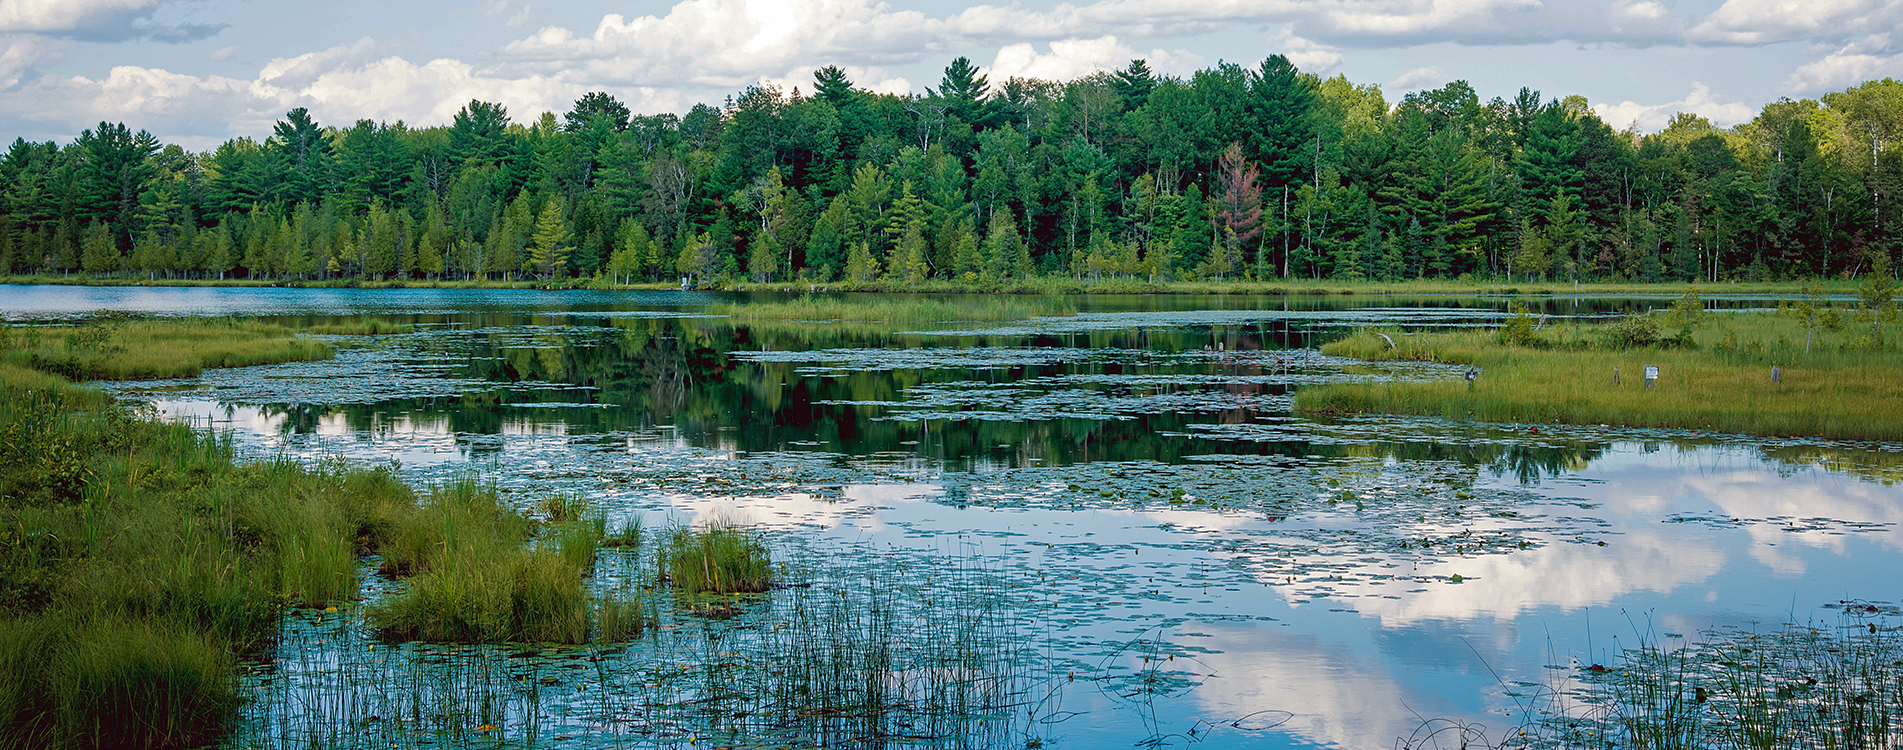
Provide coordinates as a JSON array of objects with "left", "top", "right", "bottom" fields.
[
  {"left": 295, "top": 319, "right": 413, "bottom": 335},
  {"left": 712, "top": 293, "right": 1076, "bottom": 324},
  {"left": 0, "top": 353, "right": 416, "bottom": 749},
  {"left": 657, "top": 520, "right": 772, "bottom": 595},
  {"left": 369, "top": 483, "right": 600, "bottom": 645},
  {"left": 1520, "top": 613, "right": 1903, "bottom": 750},
  {"left": 1, "top": 318, "right": 332, "bottom": 380},
  {"left": 235, "top": 544, "right": 1042, "bottom": 750},
  {"left": 1299, "top": 311, "right": 1903, "bottom": 440},
  {"left": 601, "top": 516, "right": 642, "bottom": 548}
]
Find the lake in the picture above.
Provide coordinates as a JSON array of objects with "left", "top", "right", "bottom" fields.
[{"left": 6, "top": 285, "right": 1898, "bottom": 749}]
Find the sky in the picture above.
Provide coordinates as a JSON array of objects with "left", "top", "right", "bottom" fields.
[{"left": 0, "top": 0, "right": 1899, "bottom": 150}]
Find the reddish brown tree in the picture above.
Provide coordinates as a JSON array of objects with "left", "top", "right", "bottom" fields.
[{"left": 1212, "top": 143, "right": 1264, "bottom": 269}]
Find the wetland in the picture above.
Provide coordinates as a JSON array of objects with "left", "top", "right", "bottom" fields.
[{"left": 3, "top": 285, "right": 1901, "bottom": 749}]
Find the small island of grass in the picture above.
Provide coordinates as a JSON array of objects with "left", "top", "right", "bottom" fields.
[{"left": 1294, "top": 287, "right": 1903, "bottom": 442}]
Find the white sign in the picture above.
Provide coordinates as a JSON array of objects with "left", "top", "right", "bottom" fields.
[{"left": 1644, "top": 366, "right": 1659, "bottom": 380}]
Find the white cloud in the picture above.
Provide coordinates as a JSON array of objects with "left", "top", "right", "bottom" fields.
[
  {"left": 1593, "top": 82, "right": 1758, "bottom": 132},
  {"left": 1689, "top": 0, "right": 1900, "bottom": 45},
  {"left": 0, "top": 0, "right": 221, "bottom": 42},
  {"left": 1271, "top": 29, "right": 1342, "bottom": 72},
  {"left": 1387, "top": 65, "right": 1445, "bottom": 91},
  {"left": 0, "top": 32, "right": 60, "bottom": 88},
  {"left": 1782, "top": 35, "right": 1903, "bottom": 93},
  {"left": 10, "top": 0, "right": 1903, "bottom": 146},
  {"left": 0, "top": 0, "right": 159, "bottom": 34},
  {"left": 987, "top": 35, "right": 1126, "bottom": 82}
]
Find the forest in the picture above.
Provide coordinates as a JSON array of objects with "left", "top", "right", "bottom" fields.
[{"left": 2, "top": 56, "right": 1901, "bottom": 287}]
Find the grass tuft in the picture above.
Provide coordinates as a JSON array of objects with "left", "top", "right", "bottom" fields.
[
  {"left": 657, "top": 519, "right": 772, "bottom": 595},
  {"left": 370, "top": 486, "right": 600, "bottom": 644}
]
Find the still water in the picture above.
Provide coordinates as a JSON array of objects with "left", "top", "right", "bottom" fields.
[{"left": 6, "top": 285, "right": 1898, "bottom": 749}]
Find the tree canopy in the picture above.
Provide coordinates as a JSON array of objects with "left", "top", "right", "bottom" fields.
[{"left": 5, "top": 59, "right": 1903, "bottom": 286}]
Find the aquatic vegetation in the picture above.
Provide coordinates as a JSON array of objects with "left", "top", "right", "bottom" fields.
[
  {"left": 295, "top": 318, "right": 414, "bottom": 335},
  {"left": 1519, "top": 608, "right": 1903, "bottom": 750},
  {"left": 0, "top": 360, "right": 416, "bottom": 749},
  {"left": 1301, "top": 312, "right": 1903, "bottom": 441},
  {"left": 657, "top": 519, "right": 773, "bottom": 595},
  {"left": 711, "top": 293, "right": 1077, "bottom": 324},
  {"left": 601, "top": 515, "right": 642, "bottom": 548},
  {"left": 232, "top": 545, "right": 1045, "bottom": 749},
  {"left": 369, "top": 482, "right": 602, "bottom": 644},
  {"left": 1, "top": 317, "right": 334, "bottom": 380}
]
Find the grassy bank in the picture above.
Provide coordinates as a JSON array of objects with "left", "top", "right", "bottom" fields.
[
  {"left": 6, "top": 272, "right": 1880, "bottom": 297},
  {"left": 0, "top": 318, "right": 675, "bottom": 747},
  {"left": 1296, "top": 304, "right": 1903, "bottom": 441},
  {"left": 0, "top": 365, "right": 416, "bottom": 749}
]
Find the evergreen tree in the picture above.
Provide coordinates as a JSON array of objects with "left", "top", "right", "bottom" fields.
[
  {"left": 80, "top": 221, "right": 118, "bottom": 275},
  {"left": 845, "top": 241, "right": 880, "bottom": 283},
  {"left": 527, "top": 200, "right": 572, "bottom": 280}
]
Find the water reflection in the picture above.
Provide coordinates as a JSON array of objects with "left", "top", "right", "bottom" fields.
[{"left": 37, "top": 287, "right": 1903, "bottom": 750}]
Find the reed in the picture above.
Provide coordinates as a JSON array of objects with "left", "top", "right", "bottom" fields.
[
  {"left": 0, "top": 325, "right": 417, "bottom": 749},
  {"left": 1528, "top": 614, "right": 1903, "bottom": 750},
  {"left": 370, "top": 484, "right": 602, "bottom": 644}
]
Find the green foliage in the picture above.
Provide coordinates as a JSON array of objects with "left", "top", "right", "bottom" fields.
[
  {"left": 1496, "top": 302, "right": 1543, "bottom": 347},
  {"left": 710, "top": 294, "right": 1075, "bottom": 324},
  {"left": 9, "top": 67, "right": 1903, "bottom": 289},
  {"left": 368, "top": 483, "right": 598, "bottom": 644}
]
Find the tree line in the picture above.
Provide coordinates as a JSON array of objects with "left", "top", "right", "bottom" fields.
[{"left": 3, "top": 56, "right": 1901, "bottom": 285}]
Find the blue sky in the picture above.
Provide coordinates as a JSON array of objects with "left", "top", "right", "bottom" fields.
[{"left": 1, "top": 0, "right": 1898, "bottom": 149}]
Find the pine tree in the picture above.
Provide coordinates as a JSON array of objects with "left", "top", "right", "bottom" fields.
[
  {"left": 609, "top": 221, "right": 648, "bottom": 284},
  {"left": 527, "top": 200, "right": 572, "bottom": 280},
  {"left": 982, "top": 209, "right": 1021, "bottom": 281},
  {"left": 805, "top": 200, "right": 848, "bottom": 279}
]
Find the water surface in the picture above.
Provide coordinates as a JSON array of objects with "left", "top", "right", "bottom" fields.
[{"left": 6, "top": 285, "right": 1898, "bottom": 749}]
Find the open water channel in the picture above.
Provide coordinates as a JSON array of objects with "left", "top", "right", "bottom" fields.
[{"left": 5, "top": 285, "right": 1900, "bottom": 749}]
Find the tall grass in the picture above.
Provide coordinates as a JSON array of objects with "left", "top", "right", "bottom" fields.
[
  {"left": 1299, "top": 311, "right": 1903, "bottom": 440},
  {"left": 369, "top": 482, "right": 602, "bottom": 644},
  {"left": 1527, "top": 615, "right": 1903, "bottom": 750},
  {"left": 0, "top": 322, "right": 417, "bottom": 749},
  {"left": 657, "top": 519, "right": 773, "bottom": 595},
  {"left": 1, "top": 318, "right": 332, "bottom": 380}
]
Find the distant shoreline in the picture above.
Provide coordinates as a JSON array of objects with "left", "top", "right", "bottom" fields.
[{"left": 0, "top": 274, "right": 1868, "bottom": 298}]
